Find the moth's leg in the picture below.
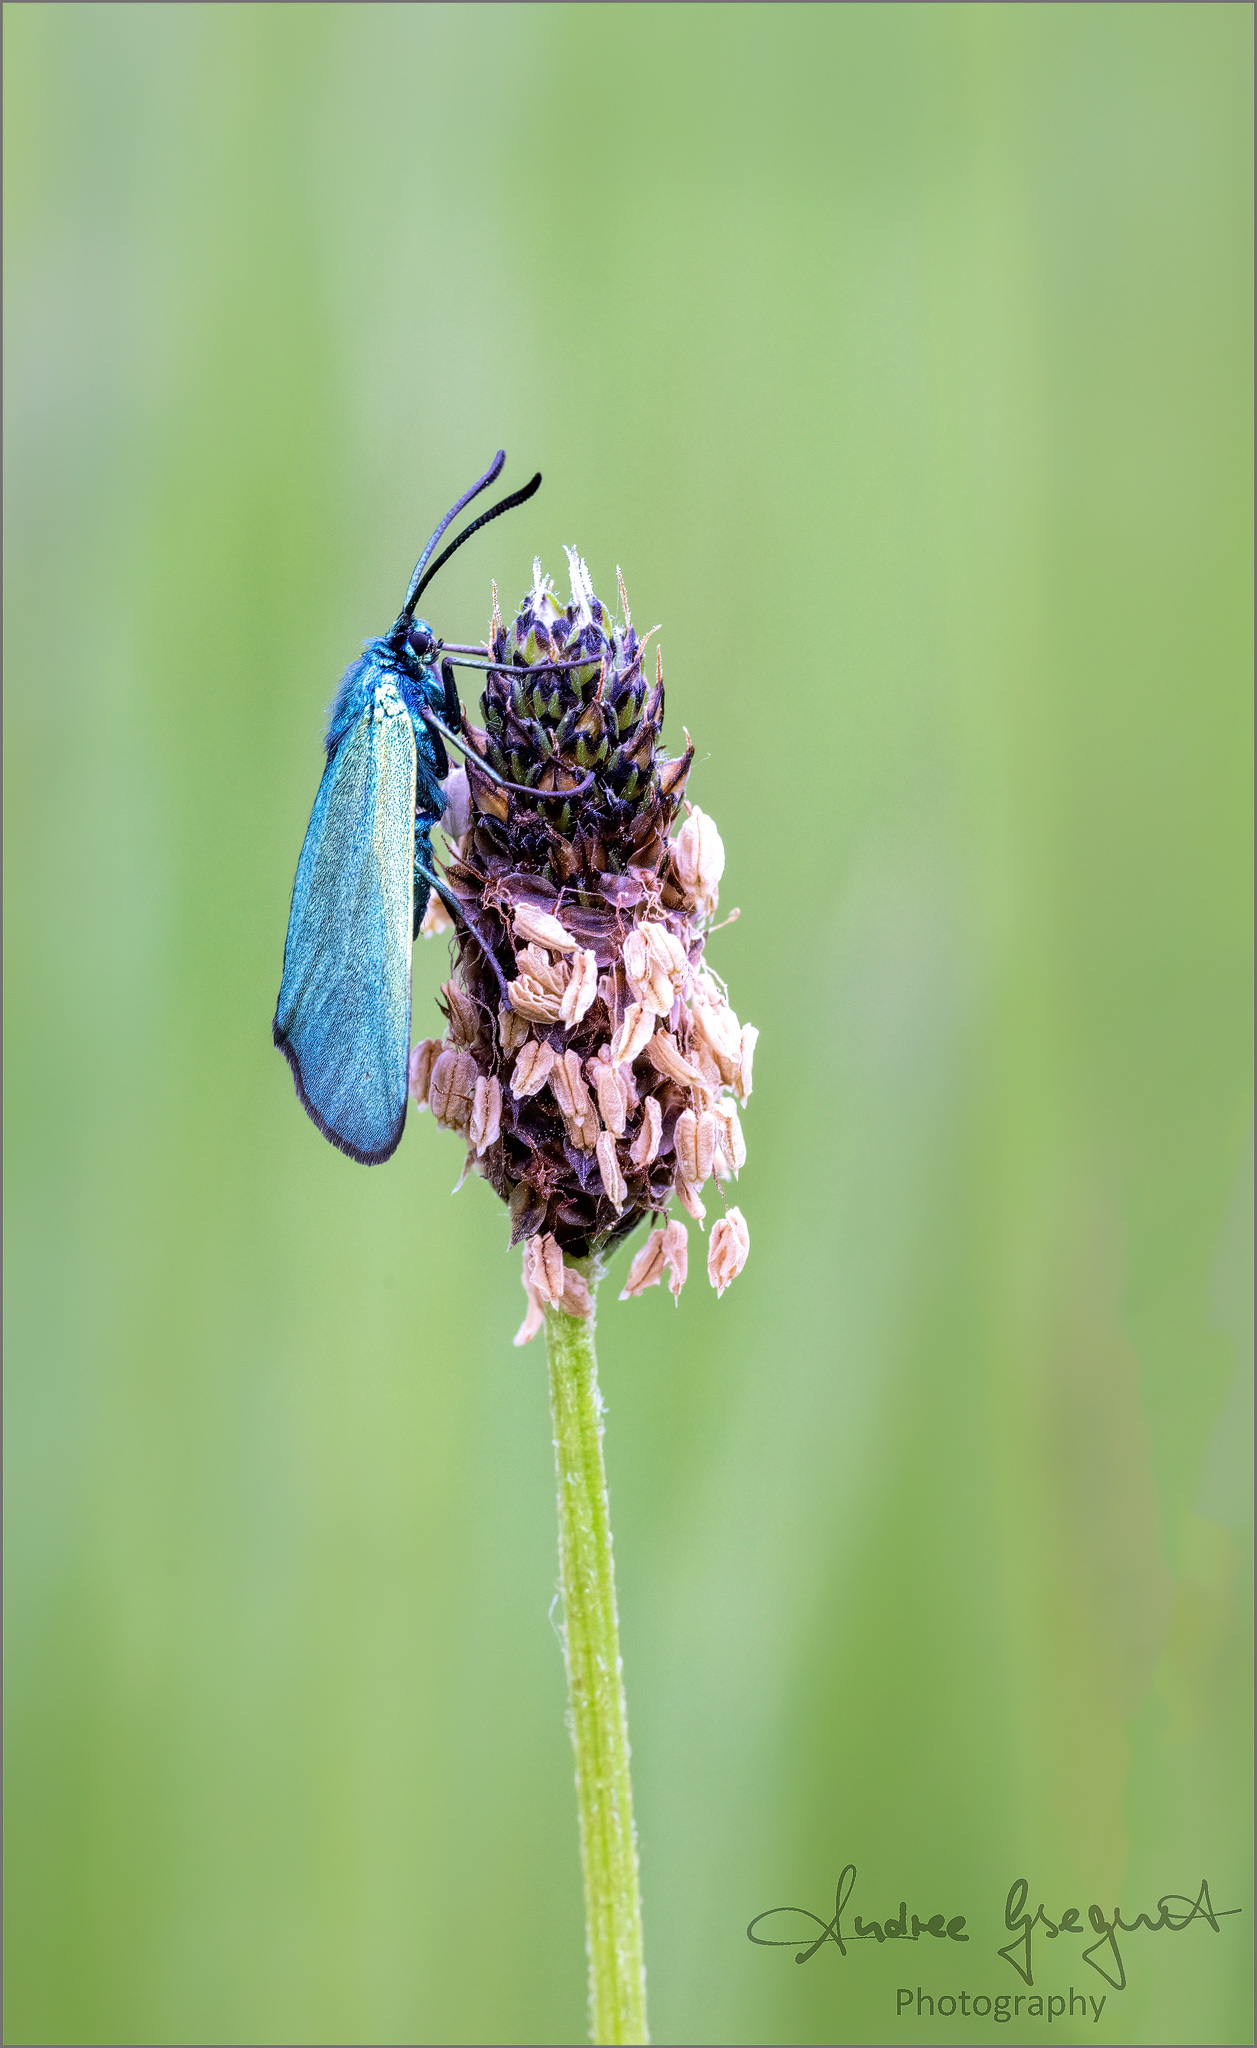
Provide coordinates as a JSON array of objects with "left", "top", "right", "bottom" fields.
[
  {"left": 413, "top": 847, "right": 512, "bottom": 1007},
  {"left": 419, "top": 708, "right": 596, "bottom": 801},
  {"left": 412, "top": 817, "right": 437, "bottom": 939},
  {"left": 441, "top": 659, "right": 462, "bottom": 730}
]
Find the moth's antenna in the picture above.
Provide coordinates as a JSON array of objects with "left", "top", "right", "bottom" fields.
[
  {"left": 402, "top": 452, "right": 506, "bottom": 616},
  {"left": 408, "top": 470, "right": 542, "bottom": 612}
]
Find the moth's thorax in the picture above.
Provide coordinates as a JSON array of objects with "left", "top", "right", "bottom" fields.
[
  {"left": 325, "top": 635, "right": 442, "bottom": 758},
  {"left": 379, "top": 635, "right": 446, "bottom": 717}
]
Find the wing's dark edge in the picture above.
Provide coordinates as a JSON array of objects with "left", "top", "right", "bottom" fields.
[{"left": 272, "top": 1016, "right": 407, "bottom": 1166}]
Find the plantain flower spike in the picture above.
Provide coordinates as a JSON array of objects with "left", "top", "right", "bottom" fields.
[{"left": 412, "top": 550, "right": 756, "bottom": 1325}]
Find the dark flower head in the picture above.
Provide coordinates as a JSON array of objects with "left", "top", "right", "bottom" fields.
[{"left": 409, "top": 554, "right": 755, "bottom": 1327}]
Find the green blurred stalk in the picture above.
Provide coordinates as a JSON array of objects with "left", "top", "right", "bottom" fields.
[{"left": 544, "top": 1268, "right": 648, "bottom": 2047}]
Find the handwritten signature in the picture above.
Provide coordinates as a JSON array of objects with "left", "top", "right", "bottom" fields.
[
  {"left": 998, "top": 1876, "right": 1241, "bottom": 1991},
  {"left": 747, "top": 1866, "right": 1241, "bottom": 1991},
  {"left": 748, "top": 1864, "right": 967, "bottom": 1964}
]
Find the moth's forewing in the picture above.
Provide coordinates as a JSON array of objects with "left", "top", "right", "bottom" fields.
[{"left": 274, "top": 686, "right": 417, "bottom": 1163}]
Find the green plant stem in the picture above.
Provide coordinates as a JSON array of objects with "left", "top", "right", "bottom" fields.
[{"left": 544, "top": 1263, "right": 648, "bottom": 2046}]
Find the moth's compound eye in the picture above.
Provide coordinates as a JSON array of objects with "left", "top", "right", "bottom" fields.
[{"left": 407, "top": 623, "right": 436, "bottom": 661}]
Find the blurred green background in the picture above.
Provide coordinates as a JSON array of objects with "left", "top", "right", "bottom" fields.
[{"left": 4, "top": 5, "right": 1251, "bottom": 2044}]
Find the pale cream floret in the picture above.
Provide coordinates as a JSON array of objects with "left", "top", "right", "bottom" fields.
[
  {"left": 628, "top": 1094, "right": 661, "bottom": 1168},
  {"left": 735, "top": 1023, "right": 759, "bottom": 1104},
  {"left": 707, "top": 1207, "right": 750, "bottom": 1296},
  {"left": 713, "top": 1101, "right": 746, "bottom": 1178},
  {"left": 688, "top": 1041, "right": 725, "bottom": 1107},
  {"left": 548, "top": 1048, "right": 598, "bottom": 1151},
  {"left": 498, "top": 1005, "right": 531, "bottom": 1056},
  {"left": 675, "top": 1106, "right": 725, "bottom": 1191},
  {"left": 407, "top": 1038, "right": 444, "bottom": 1109},
  {"left": 507, "top": 941, "right": 596, "bottom": 1031},
  {"left": 560, "top": 948, "right": 598, "bottom": 1028},
  {"left": 510, "top": 1039, "right": 556, "bottom": 1098},
  {"left": 441, "top": 979, "right": 481, "bottom": 1046},
  {"left": 672, "top": 1108, "right": 699, "bottom": 1188},
  {"left": 470, "top": 1075, "right": 502, "bottom": 1157},
  {"left": 621, "top": 1231, "right": 666, "bottom": 1298},
  {"left": 513, "top": 901, "right": 579, "bottom": 951},
  {"left": 623, "top": 922, "right": 689, "bottom": 1016},
  {"left": 689, "top": 987, "right": 742, "bottom": 1084},
  {"left": 438, "top": 765, "right": 471, "bottom": 842},
  {"left": 646, "top": 1029, "right": 705, "bottom": 1090},
  {"left": 586, "top": 1047, "right": 629, "bottom": 1137},
  {"left": 596, "top": 1131, "right": 627, "bottom": 1211},
  {"left": 428, "top": 1047, "right": 478, "bottom": 1131},
  {"left": 522, "top": 1230, "right": 566, "bottom": 1306},
  {"left": 671, "top": 804, "right": 725, "bottom": 915},
  {"left": 513, "top": 1276, "right": 546, "bottom": 1348},
  {"left": 506, "top": 943, "right": 570, "bottom": 1023},
  {"left": 620, "top": 1217, "right": 688, "bottom": 1301},
  {"left": 419, "top": 893, "right": 454, "bottom": 938},
  {"left": 518, "top": 1231, "right": 594, "bottom": 1331},
  {"left": 659, "top": 1217, "right": 689, "bottom": 1297},
  {"left": 611, "top": 1002, "right": 655, "bottom": 1066}
]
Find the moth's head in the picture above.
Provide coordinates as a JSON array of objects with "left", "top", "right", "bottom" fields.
[
  {"left": 384, "top": 612, "right": 439, "bottom": 666},
  {"left": 404, "top": 618, "right": 438, "bottom": 665}
]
